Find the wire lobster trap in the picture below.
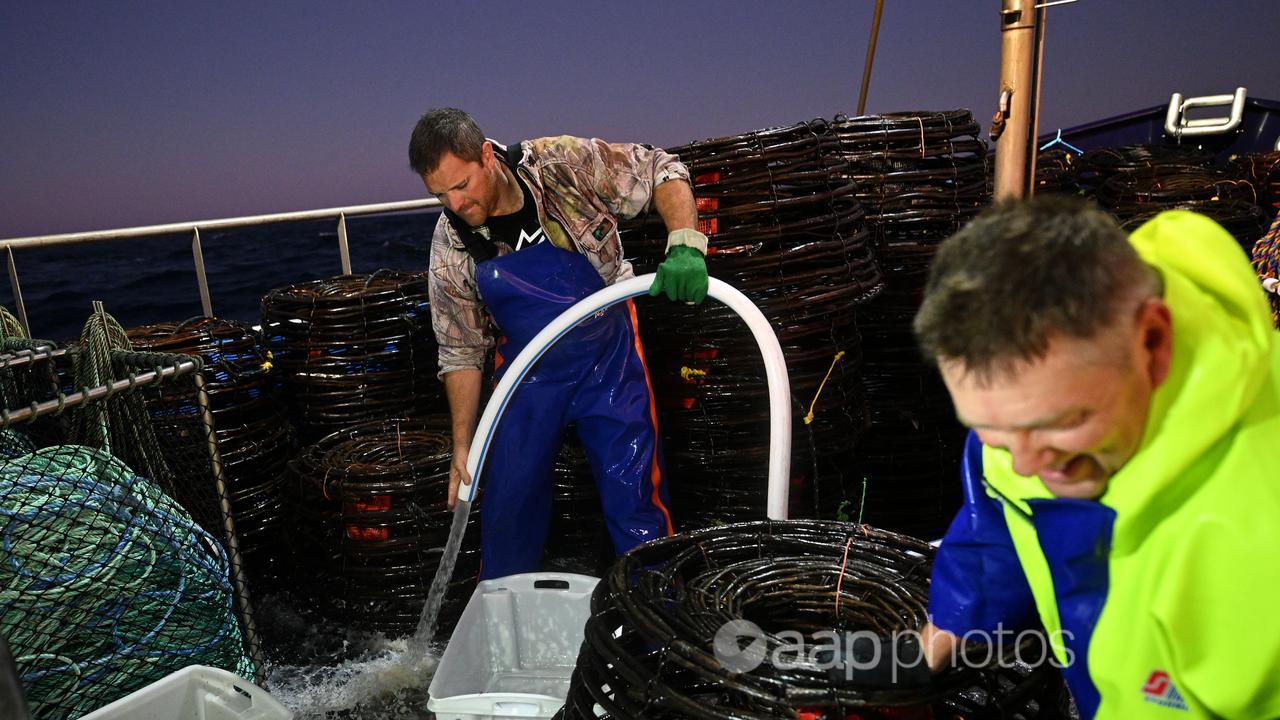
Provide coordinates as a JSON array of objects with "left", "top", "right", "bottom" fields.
[
  {"left": 285, "top": 417, "right": 480, "bottom": 637},
  {"left": 0, "top": 308, "right": 262, "bottom": 719},
  {"left": 623, "top": 119, "right": 883, "bottom": 528},
  {"left": 260, "top": 271, "right": 443, "bottom": 444},
  {"left": 557, "top": 520, "right": 1070, "bottom": 720},
  {"left": 126, "top": 317, "right": 292, "bottom": 590}
]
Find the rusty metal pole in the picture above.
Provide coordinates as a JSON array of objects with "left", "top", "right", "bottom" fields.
[
  {"left": 1028, "top": 3, "right": 1049, "bottom": 197},
  {"left": 993, "top": 0, "right": 1040, "bottom": 200},
  {"left": 856, "top": 0, "right": 886, "bottom": 116}
]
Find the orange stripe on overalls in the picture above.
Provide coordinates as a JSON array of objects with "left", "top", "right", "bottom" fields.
[{"left": 626, "top": 299, "right": 674, "bottom": 536}]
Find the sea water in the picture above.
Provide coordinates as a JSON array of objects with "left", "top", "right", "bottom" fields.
[{"left": 1, "top": 211, "right": 440, "bottom": 342}]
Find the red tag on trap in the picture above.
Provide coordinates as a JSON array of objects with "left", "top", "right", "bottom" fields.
[
  {"left": 346, "top": 526, "right": 388, "bottom": 541},
  {"left": 345, "top": 495, "right": 392, "bottom": 513},
  {"left": 694, "top": 171, "right": 721, "bottom": 237}
]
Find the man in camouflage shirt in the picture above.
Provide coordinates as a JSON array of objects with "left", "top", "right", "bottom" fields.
[{"left": 409, "top": 108, "right": 707, "bottom": 579}]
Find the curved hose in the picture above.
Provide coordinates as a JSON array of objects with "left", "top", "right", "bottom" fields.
[
  {"left": 458, "top": 274, "right": 792, "bottom": 519},
  {"left": 410, "top": 274, "right": 791, "bottom": 650}
]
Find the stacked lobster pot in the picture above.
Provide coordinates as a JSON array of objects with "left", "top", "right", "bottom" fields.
[
  {"left": 259, "top": 271, "right": 441, "bottom": 443},
  {"left": 623, "top": 119, "right": 885, "bottom": 527},
  {"left": 259, "top": 272, "right": 474, "bottom": 637},
  {"left": 1071, "top": 143, "right": 1216, "bottom": 196},
  {"left": 1077, "top": 145, "right": 1269, "bottom": 253},
  {"left": 827, "top": 110, "right": 990, "bottom": 539},
  {"left": 1033, "top": 147, "right": 1079, "bottom": 196},
  {"left": 286, "top": 418, "right": 479, "bottom": 635},
  {"left": 1228, "top": 150, "right": 1280, "bottom": 215},
  {"left": 127, "top": 317, "right": 291, "bottom": 587}
]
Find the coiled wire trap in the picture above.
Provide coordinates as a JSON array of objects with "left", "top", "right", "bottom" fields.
[
  {"left": 1095, "top": 166, "right": 1266, "bottom": 254},
  {"left": 827, "top": 110, "right": 989, "bottom": 539},
  {"left": 260, "top": 271, "right": 441, "bottom": 442},
  {"left": 557, "top": 520, "right": 1067, "bottom": 719},
  {"left": 286, "top": 418, "right": 478, "bottom": 636},
  {"left": 127, "top": 317, "right": 291, "bottom": 588},
  {"left": 623, "top": 119, "right": 882, "bottom": 527},
  {"left": 1228, "top": 151, "right": 1280, "bottom": 211},
  {"left": 1072, "top": 144, "right": 1215, "bottom": 194}
]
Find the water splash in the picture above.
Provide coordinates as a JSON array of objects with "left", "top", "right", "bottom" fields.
[
  {"left": 260, "top": 500, "right": 473, "bottom": 717},
  {"left": 266, "top": 639, "right": 439, "bottom": 719},
  {"left": 406, "top": 500, "right": 472, "bottom": 660}
]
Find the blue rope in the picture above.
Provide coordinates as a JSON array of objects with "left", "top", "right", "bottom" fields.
[{"left": 0, "top": 446, "right": 252, "bottom": 718}]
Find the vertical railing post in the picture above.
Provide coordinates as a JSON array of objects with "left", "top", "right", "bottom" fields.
[
  {"left": 5, "top": 247, "right": 31, "bottom": 337},
  {"left": 192, "top": 228, "right": 213, "bottom": 317},
  {"left": 338, "top": 212, "right": 352, "bottom": 275},
  {"left": 193, "top": 369, "right": 265, "bottom": 682}
]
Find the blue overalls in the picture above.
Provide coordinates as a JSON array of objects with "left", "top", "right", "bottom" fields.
[{"left": 473, "top": 241, "right": 673, "bottom": 579}]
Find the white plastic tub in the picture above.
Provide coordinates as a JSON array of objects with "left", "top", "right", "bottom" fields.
[
  {"left": 427, "top": 572, "right": 598, "bottom": 720},
  {"left": 79, "top": 665, "right": 292, "bottom": 720}
]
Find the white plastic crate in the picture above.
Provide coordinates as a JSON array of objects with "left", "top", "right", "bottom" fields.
[
  {"left": 428, "top": 572, "right": 599, "bottom": 720},
  {"left": 79, "top": 665, "right": 292, "bottom": 720}
]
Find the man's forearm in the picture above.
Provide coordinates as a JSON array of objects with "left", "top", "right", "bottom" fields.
[
  {"left": 443, "top": 368, "right": 483, "bottom": 453},
  {"left": 654, "top": 179, "right": 697, "bottom": 233}
]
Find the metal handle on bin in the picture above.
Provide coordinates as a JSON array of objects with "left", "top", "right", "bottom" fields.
[
  {"left": 1165, "top": 87, "right": 1247, "bottom": 138},
  {"left": 533, "top": 578, "right": 572, "bottom": 591}
]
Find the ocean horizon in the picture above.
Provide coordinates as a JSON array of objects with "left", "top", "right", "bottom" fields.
[{"left": 1, "top": 210, "right": 442, "bottom": 342}]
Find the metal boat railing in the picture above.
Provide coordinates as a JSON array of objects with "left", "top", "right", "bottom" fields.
[{"left": 0, "top": 198, "right": 442, "bottom": 336}]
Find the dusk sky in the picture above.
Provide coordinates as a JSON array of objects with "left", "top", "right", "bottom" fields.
[{"left": 2, "top": 1, "right": 1278, "bottom": 237}]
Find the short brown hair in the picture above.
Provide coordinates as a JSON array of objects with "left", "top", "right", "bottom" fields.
[
  {"left": 408, "top": 108, "right": 485, "bottom": 176},
  {"left": 913, "top": 196, "right": 1159, "bottom": 381}
]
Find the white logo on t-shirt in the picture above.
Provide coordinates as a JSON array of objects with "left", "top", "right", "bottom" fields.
[{"left": 515, "top": 227, "right": 546, "bottom": 251}]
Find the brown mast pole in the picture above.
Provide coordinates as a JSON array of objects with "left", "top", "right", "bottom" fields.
[
  {"left": 993, "top": 0, "right": 1040, "bottom": 200},
  {"left": 856, "top": 0, "right": 886, "bottom": 116}
]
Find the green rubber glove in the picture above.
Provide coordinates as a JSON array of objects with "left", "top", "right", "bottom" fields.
[{"left": 650, "top": 244, "right": 709, "bottom": 304}]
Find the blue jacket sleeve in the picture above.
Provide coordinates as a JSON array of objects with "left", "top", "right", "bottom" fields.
[{"left": 928, "top": 432, "right": 1038, "bottom": 634}]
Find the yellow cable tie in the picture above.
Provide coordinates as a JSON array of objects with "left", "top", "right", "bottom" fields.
[
  {"left": 680, "top": 366, "right": 707, "bottom": 381},
  {"left": 803, "top": 351, "right": 846, "bottom": 425}
]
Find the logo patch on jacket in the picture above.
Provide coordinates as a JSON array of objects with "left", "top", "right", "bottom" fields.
[
  {"left": 1141, "top": 670, "right": 1189, "bottom": 711},
  {"left": 591, "top": 217, "right": 614, "bottom": 242}
]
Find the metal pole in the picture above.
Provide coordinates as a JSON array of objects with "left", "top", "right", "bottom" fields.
[
  {"left": 0, "top": 197, "right": 441, "bottom": 251},
  {"left": 0, "top": 345, "right": 66, "bottom": 371},
  {"left": 192, "top": 228, "right": 213, "bottom": 317},
  {"left": 5, "top": 248, "right": 30, "bottom": 337},
  {"left": 1028, "top": 3, "right": 1048, "bottom": 197},
  {"left": 993, "top": 0, "right": 1040, "bottom": 200},
  {"left": 0, "top": 359, "right": 199, "bottom": 427},
  {"left": 857, "top": 0, "right": 887, "bottom": 116},
  {"left": 192, "top": 370, "right": 266, "bottom": 683},
  {"left": 338, "top": 212, "right": 352, "bottom": 275}
]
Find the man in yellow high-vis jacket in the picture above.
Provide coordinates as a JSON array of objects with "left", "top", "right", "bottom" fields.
[{"left": 912, "top": 197, "right": 1280, "bottom": 718}]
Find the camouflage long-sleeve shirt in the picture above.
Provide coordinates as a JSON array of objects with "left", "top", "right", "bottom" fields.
[{"left": 428, "top": 135, "right": 690, "bottom": 377}]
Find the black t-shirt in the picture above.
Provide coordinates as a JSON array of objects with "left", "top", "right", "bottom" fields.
[{"left": 484, "top": 175, "right": 546, "bottom": 252}]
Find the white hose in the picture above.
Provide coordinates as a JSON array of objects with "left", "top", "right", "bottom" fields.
[{"left": 458, "top": 274, "right": 792, "bottom": 520}]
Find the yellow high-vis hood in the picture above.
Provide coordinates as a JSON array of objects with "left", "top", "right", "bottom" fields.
[{"left": 981, "top": 210, "right": 1280, "bottom": 718}]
